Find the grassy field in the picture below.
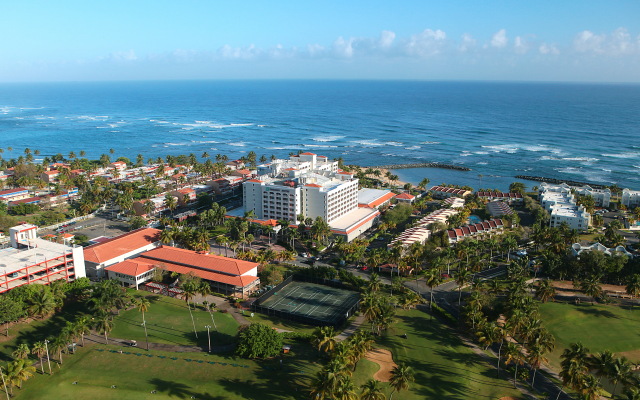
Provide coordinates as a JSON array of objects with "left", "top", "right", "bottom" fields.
[
  {"left": 539, "top": 301, "right": 640, "bottom": 370},
  {"left": 111, "top": 294, "right": 240, "bottom": 347},
  {"left": 245, "top": 312, "right": 319, "bottom": 335},
  {"left": 13, "top": 342, "right": 321, "bottom": 400},
  {"left": 377, "top": 308, "right": 524, "bottom": 400}
]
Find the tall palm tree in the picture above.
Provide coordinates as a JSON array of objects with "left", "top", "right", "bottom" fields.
[
  {"left": 560, "top": 342, "right": 590, "bottom": 391},
  {"left": 388, "top": 363, "right": 414, "bottom": 400},
  {"left": 28, "top": 288, "right": 56, "bottom": 318},
  {"left": 180, "top": 280, "right": 199, "bottom": 339},
  {"left": 11, "top": 344, "right": 29, "bottom": 360},
  {"left": 312, "top": 326, "right": 337, "bottom": 354},
  {"left": 74, "top": 316, "right": 91, "bottom": 347},
  {"left": 93, "top": 312, "right": 114, "bottom": 345},
  {"left": 626, "top": 274, "right": 640, "bottom": 298},
  {"left": 455, "top": 268, "right": 472, "bottom": 306},
  {"left": 578, "top": 277, "right": 603, "bottom": 305},
  {"left": 589, "top": 350, "right": 614, "bottom": 384},
  {"left": 360, "top": 379, "right": 386, "bottom": 400},
  {"left": 423, "top": 268, "right": 442, "bottom": 310},
  {"left": 610, "top": 356, "right": 634, "bottom": 397},
  {"left": 504, "top": 342, "right": 525, "bottom": 388},
  {"left": 31, "top": 341, "right": 46, "bottom": 374},
  {"left": 136, "top": 297, "right": 151, "bottom": 350}
]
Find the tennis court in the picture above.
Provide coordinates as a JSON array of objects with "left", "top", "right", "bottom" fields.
[{"left": 256, "top": 280, "right": 360, "bottom": 326}]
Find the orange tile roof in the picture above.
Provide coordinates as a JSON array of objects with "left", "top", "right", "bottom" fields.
[
  {"left": 247, "top": 179, "right": 263, "bottom": 183},
  {"left": 139, "top": 258, "right": 258, "bottom": 287},
  {"left": 299, "top": 152, "right": 316, "bottom": 156},
  {"left": 83, "top": 228, "right": 161, "bottom": 264},
  {"left": 140, "top": 246, "right": 258, "bottom": 276},
  {"left": 236, "top": 169, "right": 251, "bottom": 174},
  {"left": 43, "top": 170, "right": 59, "bottom": 175},
  {"left": 305, "top": 183, "right": 322, "bottom": 188},
  {"left": 105, "top": 259, "right": 155, "bottom": 276},
  {"left": 249, "top": 218, "right": 279, "bottom": 226},
  {"left": 178, "top": 188, "right": 195, "bottom": 194},
  {"left": 395, "top": 192, "right": 415, "bottom": 200}
]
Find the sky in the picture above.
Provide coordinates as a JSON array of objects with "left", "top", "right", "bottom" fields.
[{"left": 1, "top": 1, "right": 639, "bottom": 83}]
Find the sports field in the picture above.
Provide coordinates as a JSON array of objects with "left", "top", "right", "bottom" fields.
[{"left": 258, "top": 281, "right": 359, "bottom": 325}]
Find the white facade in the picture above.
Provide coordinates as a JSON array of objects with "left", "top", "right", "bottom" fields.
[
  {"left": 574, "top": 185, "right": 611, "bottom": 208},
  {"left": 244, "top": 167, "right": 358, "bottom": 225},
  {"left": 622, "top": 189, "right": 640, "bottom": 209},
  {"left": 539, "top": 183, "right": 591, "bottom": 231},
  {"left": 257, "top": 153, "right": 338, "bottom": 177}
]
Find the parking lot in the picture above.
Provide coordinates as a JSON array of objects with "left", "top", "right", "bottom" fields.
[{"left": 41, "top": 214, "right": 131, "bottom": 242}]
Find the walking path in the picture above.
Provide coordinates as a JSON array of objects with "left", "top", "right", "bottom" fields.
[{"left": 335, "top": 315, "right": 366, "bottom": 342}]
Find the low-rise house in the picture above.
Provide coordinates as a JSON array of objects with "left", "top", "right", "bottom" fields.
[
  {"left": 622, "top": 188, "right": 640, "bottom": 209},
  {"left": 447, "top": 219, "right": 504, "bottom": 244},
  {"left": 0, "top": 188, "right": 30, "bottom": 202},
  {"left": 430, "top": 186, "right": 472, "bottom": 199},
  {"left": 476, "top": 191, "right": 523, "bottom": 204},
  {"left": 486, "top": 201, "right": 514, "bottom": 217},
  {"left": 40, "top": 170, "right": 60, "bottom": 183},
  {"left": 571, "top": 242, "right": 632, "bottom": 257},
  {"left": 395, "top": 192, "right": 415, "bottom": 204},
  {"left": 171, "top": 188, "right": 196, "bottom": 205}
]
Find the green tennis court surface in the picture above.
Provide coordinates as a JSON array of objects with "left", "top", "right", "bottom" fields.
[{"left": 259, "top": 281, "right": 359, "bottom": 324}]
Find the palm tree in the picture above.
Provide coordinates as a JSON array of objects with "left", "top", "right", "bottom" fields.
[
  {"left": 360, "top": 379, "right": 386, "bottom": 400},
  {"left": 626, "top": 274, "right": 640, "bottom": 298},
  {"left": 589, "top": 350, "right": 614, "bottom": 384},
  {"left": 504, "top": 342, "right": 525, "bottom": 388},
  {"left": 368, "top": 273, "right": 382, "bottom": 292},
  {"left": 610, "top": 356, "right": 634, "bottom": 397},
  {"left": 180, "top": 280, "right": 199, "bottom": 339},
  {"left": 388, "top": 363, "right": 414, "bottom": 400},
  {"left": 27, "top": 288, "right": 56, "bottom": 318},
  {"left": 74, "top": 316, "right": 91, "bottom": 347},
  {"left": 578, "top": 277, "right": 603, "bottom": 304},
  {"left": 312, "top": 326, "right": 337, "bottom": 353},
  {"left": 560, "top": 342, "right": 590, "bottom": 391},
  {"left": 534, "top": 279, "right": 556, "bottom": 303},
  {"left": 5, "top": 359, "right": 35, "bottom": 394},
  {"left": 136, "top": 297, "right": 151, "bottom": 351},
  {"left": 11, "top": 344, "right": 29, "bottom": 360},
  {"left": 455, "top": 268, "right": 472, "bottom": 306},
  {"left": 164, "top": 194, "right": 178, "bottom": 217},
  {"left": 423, "top": 268, "right": 442, "bottom": 310},
  {"left": 31, "top": 341, "right": 46, "bottom": 374},
  {"left": 93, "top": 312, "right": 114, "bottom": 345}
]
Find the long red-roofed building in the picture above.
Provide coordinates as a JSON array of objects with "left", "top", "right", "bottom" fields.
[{"left": 105, "top": 245, "right": 259, "bottom": 296}]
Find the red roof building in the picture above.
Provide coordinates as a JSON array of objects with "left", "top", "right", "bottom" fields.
[{"left": 105, "top": 246, "right": 259, "bottom": 296}]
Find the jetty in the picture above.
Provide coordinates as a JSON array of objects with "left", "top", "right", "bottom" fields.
[
  {"left": 370, "top": 163, "right": 471, "bottom": 172},
  {"left": 515, "top": 175, "right": 608, "bottom": 189}
]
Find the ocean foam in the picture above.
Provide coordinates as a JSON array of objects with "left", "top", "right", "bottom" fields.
[
  {"left": 602, "top": 152, "right": 639, "bottom": 159},
  {"left": 312, "top": 135, "right": 344, "bottom": 142},
  {"left": 228, "top": 142, "right": 246, "bottom": 147}
]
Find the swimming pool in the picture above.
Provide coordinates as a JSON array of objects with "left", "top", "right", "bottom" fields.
[{"left": 468, "top": 215, "right": 482, "bottom": 224}]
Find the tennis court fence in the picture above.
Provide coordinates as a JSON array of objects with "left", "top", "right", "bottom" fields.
[{"left": 251, "top": 274, "right": 360, "bottom": 327}]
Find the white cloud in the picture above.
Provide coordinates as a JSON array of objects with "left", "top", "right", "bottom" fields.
[
  {"left": 379, "top": 30, "right": 396, "bottom": 49},
  {"left": 403, "top": 29, "right": 447, "bottom": 57},
  {"left": 491, "top": 29, "right": 508, "bottom": 48},
  {"left": 332, "top": 36, "right": 355, "bottom": 58},
  {"left": 539, "top": 43, "right": 559, "bottom": 55},
  {"left": 573, "top": 28, "right": 639, "bottom": 56},
  {"left": 514, "top": 36, "right": 529, "bottom": 54},
  {"left": 459, "top": 33, "right": 476, "bottom": 52}
]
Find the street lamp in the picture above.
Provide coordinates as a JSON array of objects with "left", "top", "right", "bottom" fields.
[
  {"left": 205, "top": 325, "right": 212, "bottom": 353},
  {"left": 44, "top": 339, "right": 52, "bottom": 375}
]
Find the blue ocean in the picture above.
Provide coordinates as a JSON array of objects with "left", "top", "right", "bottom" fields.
[{"left": 0, "top": 80, "right": 639, "bottom": 191}]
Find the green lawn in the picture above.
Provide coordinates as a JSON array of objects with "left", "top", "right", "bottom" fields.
[
  {"left": 111, "top": 294, "right": 240, "bottom": 347},
  {"left": 245, "top": 312, "right": 319, "bottom": 335},
  {"left": 377, "top": 309, "right": 525, "bottom": 400},
  {"left": 0, "top": 302, "right": 89, "bottom": 362},
  {"left": 14, "top": 342, "right": 321, "bottom": 400},
  {"left": 539, "top": 301, "right": 640, "bottom": 370}
]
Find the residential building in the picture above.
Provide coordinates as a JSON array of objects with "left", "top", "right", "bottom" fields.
[
  {"left": 207, "top": 176, "right": 244, "bottom": 195},
  {"left": 622, "top": 188, "right": 640, "bottom": 209},
  {"left": 539, "top": 183, "right": 591, "bottom": 231},
  {"left": 83, "top": 228, "right": 162, "bottom": 278},
  {"left": 476, "top": 191, "right": 523, "bottom": 204},
  {"left": 486, "top": 201, "right": 514, "bottom": 217},
  {"left": 170, "top": 188, "right": 196, "bottom": 205},
  {"left": 447, "top": 219, "right": 504, "bottom": 244},
  {"left": 429, "top": 186, "right": 472, "bottom": 199},
  {"left": 40, "top": 170, "right": 60, "bottom": 183},
  {"left": 0, "top": 224, "right": 86, "bottom": 294},
  {"left": 0, "top": 188, "right": 30, "bottom": 203},
  {"left": 571, "top": 242, "right": 632, "bottom": 257},
  {"left": 395, "top": 192, "right": 415, "bottom": 204},
  {"left": 105, "top": 245, "right": 260, "bottom": 296},
  {"left": 574, "top": 186, "right": 611, "bottom": 208}
]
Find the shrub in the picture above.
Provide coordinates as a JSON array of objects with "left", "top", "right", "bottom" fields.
[{"left": 236, "top": 323, "right": 283, "bottom": 359}]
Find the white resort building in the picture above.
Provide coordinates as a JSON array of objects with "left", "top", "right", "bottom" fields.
[
  {"left": 244, "top": 153, "right": 378, "bottom": 242},
  {"left": 539, "top": 183, "right": 591, "bottom": 231},
  {"left": 0, "top": 224, "right": 86, "bottom": 294},
  {"left": 622, "top": 189, "right": 640, "bottom": 209},
  {"left": 574, "top": 185, "right": 611, "bottom": 208}
]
